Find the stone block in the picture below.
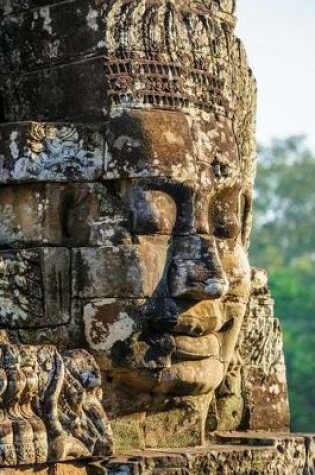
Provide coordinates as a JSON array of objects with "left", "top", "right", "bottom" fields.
[
  {"left": 0, "top": 437, "right": 312, "bottom": 474},
  {"left": 105, "top": 109, "right": 196, "bottom": 180},
  {"left": 104, "top": 435, "right": 313, "bottom": 474},
  {"left": 0, "top": 1, "right": 66, "bottom": 16},
  {"left": 72, "top": 237, "right": 170, "bottom": 299},
  {"left": 107, "top": 396, "right": 207, "bottom": 450},
  {"left": 237, "top": 269, "right": 290, "bottom": 432},
  {"left": 0, "top": 468, "right": 50, "bottom": 475},
  {"left": 0, "top": 247, "right": 70, "bottom": 328},
  {"left": 0, "top": 463, "right": 92, "bottom": 475},
  {"left": 169, "top": 235, "right": 224, "bottom": 298},
  {"left": 143, "top": 399, "right": 206, "bottom": 449},
  {"left": 64, "top": 182, "right": 131, "bottom": 246},
  {"left": 172, "top": 235, "right": 218, "bottom": 261},
  {"left": 0, "top": 184, "right": 47, "bottom": 246},
  {"left": 82, "top": 298, "right": 144, "bottom": 358},
  {"left": 50, "top": 465, "right": 90, "bottom": 475},
  {"left": 0, "top": 1, "right": 104, "bottom": 73},
  {"left": 242, "top": 365, "right": 290, "bottom": 432},
  {"left": 0, "top": 122, "right": 104, "bottom": 183},
  {"left": 239, "top": 312, "right": 290, "bottom": 432},
  {"left": 1, "top": 57, "right": 107, "bottom": 122},
  {"left": 0, "top": 183, "right": 131, "bottom": 247},
  {"left": 72, "top": 247, "right": 143, "bottom": 299},
  {"left": 109, "top": 414, "right": 146, "bottom": 451},
  {"left": 72, "top": 297, "right": 177, "bottom": 370},
  {"left": 15, "top": 324, "right": 71, "bottom": 349}
]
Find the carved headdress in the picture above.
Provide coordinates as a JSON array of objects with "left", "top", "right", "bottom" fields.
[
  {"left": 101, "top": 0, "right": 256, "bottom": 191},
  {"left": 101, "top": 0, "right": 254, "bottom": 117},
  {"left": 0, "top": 0, "right": 256, "bottom": 189}
]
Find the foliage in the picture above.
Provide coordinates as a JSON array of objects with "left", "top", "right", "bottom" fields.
[{"left": 250, "top": 136, "right": 315, "bottom": 432}]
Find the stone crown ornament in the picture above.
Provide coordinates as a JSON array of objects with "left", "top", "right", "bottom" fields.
[{"left": 102, "top": 0, "right": 253, "bottom": 117}]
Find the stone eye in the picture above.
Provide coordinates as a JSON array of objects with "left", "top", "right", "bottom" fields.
[{"left": 212, "top": 158, "right": 230, "bottom": 180}]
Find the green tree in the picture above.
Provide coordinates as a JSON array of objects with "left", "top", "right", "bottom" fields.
[{"left": 251, "top": 136, "right": 315, "bottom": 431}]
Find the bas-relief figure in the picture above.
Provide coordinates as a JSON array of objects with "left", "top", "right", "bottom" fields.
[{"left": 0, "top": 0, "right": 292, "bottom": 469}]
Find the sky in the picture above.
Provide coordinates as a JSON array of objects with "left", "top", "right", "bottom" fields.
[{"left": 236, "top": 0, "right": 315, "bottom": 149}]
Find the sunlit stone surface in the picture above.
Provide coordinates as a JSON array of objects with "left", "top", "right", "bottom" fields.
[{"left": 0, "top": 0, "right": 312, "bottom": 473}]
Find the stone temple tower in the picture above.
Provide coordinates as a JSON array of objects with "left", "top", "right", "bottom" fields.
[{"left": 0, "top": 0, "right": 313, "bottom": 473}]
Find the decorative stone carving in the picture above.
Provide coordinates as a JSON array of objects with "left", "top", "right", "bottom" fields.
[
  {"left": 105, "top": 435, "right": 315, "bottom": 475},
  {"left": 0, "top": 336, "right": 113, "bottom": 466},
  {"left": 0, "top": 248, "right": 70, "bottom": 328},
  {"left": 0, "top": 0, "right": 302, "bottom": 472},
  {"left": 0, "top": 123, "right": 104, "bottom": 183}
]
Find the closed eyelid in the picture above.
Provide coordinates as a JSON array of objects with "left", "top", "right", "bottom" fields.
[
  {"left": 129, "top": 181, "right": 197, "bottom": 235},
  {"left": 130, "top": 190, "right": 177, "bottom": 234}
]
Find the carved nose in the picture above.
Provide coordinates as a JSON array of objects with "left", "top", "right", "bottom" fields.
[
  {"left": 202, "top": 277, "right": 229, "bottom": 299},
  {"left": 168, "top": 236, "right": 229, "bottom": 300}
]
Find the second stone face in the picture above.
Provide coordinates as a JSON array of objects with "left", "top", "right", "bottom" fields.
[{"left": 0, "top": 183, "right": 131, "bottom": 248}]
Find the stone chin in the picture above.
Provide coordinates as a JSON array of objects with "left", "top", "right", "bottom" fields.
[
  {"left": 106, "top": 298, "right": 249, "bottom": 401},
  {"left": 113, "top": 358, "right": 224, "bottom": 399},
  {"left": 154, "top": 358, "right": 225, "bottom": 397}
]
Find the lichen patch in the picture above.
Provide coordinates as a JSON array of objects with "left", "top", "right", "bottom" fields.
[{"left": 84, "top": 300, "right": 135, "bottom": 352}]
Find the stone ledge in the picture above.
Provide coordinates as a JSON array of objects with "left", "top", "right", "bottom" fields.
[{"left": 1, "top": 434, "right": 314, "bottom": 474}]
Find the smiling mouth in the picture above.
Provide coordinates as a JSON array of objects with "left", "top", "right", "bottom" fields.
[
  {"left": 174, "top": 332, "right": 221, "bottom": 361},
  {"left": 146, "top": 315, "right": 234, "bottom": 363},
  {"left": 146, "top": 299, "right": 237, "bottom": 361},
  {"left": 149, "top": 303, "right": 226, "bottom": 335}
]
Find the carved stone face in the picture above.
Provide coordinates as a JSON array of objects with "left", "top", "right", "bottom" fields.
[
  {"left": 0, "top": 107, "right": 252, "bottom": 441},
  {"left": 0, "top": 0, "right": 261, "bottom": 455},
  {"left": 81, "top": 108, "right": 252, "bottom": 408}
]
